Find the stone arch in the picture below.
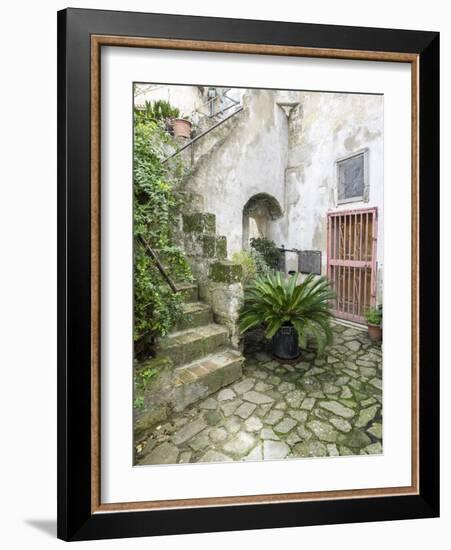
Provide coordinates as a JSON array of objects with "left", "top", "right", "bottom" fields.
[{"left": 242, "top": 193, "right": 283, "bottom": 249}]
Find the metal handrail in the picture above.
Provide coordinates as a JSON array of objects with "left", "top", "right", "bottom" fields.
[
  {"left": 193, "top": 89, "right": 240, "bottom": 121},
  {"left": 278, "top": 246, "right": 301, "bottom": 253},
  {"left": 161, "top": 105, "right": 243, "bottom": 164},
  {"left": 139, "top": 236, "right": 180, "bottom": 294}
]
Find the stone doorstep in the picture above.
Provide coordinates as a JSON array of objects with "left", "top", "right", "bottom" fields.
[
  {"left": 172, "top": 349, "right": 244, "bottom": 412},
  {"left": 158, "top": 323, "right": 229, "bottom": 366},
  {"left": 174, "top": 302, "right": 213, "bottom": 331}
]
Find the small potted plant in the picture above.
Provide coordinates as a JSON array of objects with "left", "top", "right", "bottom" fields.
[
  {"left": 364, "top": 305, "right": 383, "bottom": 342},
  {"left": 172, "top": 115, "right": 192, "bottom": 139},
  {"left": 239, "top": 272, "right": 335, "bottom": 362}
]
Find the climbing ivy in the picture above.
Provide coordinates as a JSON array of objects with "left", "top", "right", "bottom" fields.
[{"left": 134, "top": 108, "right": 192, "bottom": 358}]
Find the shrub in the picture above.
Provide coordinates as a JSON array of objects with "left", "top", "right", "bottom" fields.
[
  {"left": 251, "top": 249, "right": 272, "bottom": 277},
  {"left": 239, "top": 272, "right": 335, "bottom": 353},
  {"left": 134, "top": 108, "right": 192, "bottom": 357},
  {"left": 231, "top": 249, "right": 270, "bottom": 284},
  {"left": 231, "top": 250, "right": 257, "bottom": 283},
  {"left": 250, "top": 237, "right": 282, "bottom": 270}
]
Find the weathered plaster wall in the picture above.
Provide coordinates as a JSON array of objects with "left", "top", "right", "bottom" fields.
[
  {"left": 134, "top": 84, "right": 204, "bottom": 118},
  {"left": 182, "top": 88, "right": 383, "bottom": 302},
  {"left": 141, "top": 85, "right": 384, "bottom": 304},
  {"left": 184, "top": 89, "right": 289, "bottom": 254},
  {"left": 281, "top": 92, "right": 384, "bottom": 301}
]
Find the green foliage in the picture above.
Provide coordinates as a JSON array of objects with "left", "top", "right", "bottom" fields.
[
  {"left": 231, "top": 249, "right": 270, "bottom": 285},
  {"left": 239, "top": 272, "right": 335, "bottom": 354},
  {"left": 250, "top": 237, "right": 282, "bottom": 269},
  {"left": 140, "top": 99, "right": 180, "bottom": 123},
  {"left": 133, "top": 366, "right": 156, "bottom": 410},
  {"left": 251, "top": 248, "right": 272, "bottom": 277},
  {"left": 134, "top": 365, "right": 157, "bottom": 392},
  {"left": 134, "top": 108, "right": 192, "bottom": 355},
  {"left": 364, "top": 306, "right": 382, "bottom": 326},
  {"left": 133, "top": 395, "right": 145, "bottom": 411}
]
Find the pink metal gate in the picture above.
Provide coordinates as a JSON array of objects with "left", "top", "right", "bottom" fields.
[{"left": 327, "top": 208, "right": 378, "bottom": 323}]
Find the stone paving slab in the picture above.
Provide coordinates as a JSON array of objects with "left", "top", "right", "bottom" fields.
[{"left": 136, "top": 325, "right": 382, "bottom": 465}]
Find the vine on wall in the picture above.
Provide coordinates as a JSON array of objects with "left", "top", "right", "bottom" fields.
[{"left": 133, "top": 108, "right": 192, "bottom": 358}]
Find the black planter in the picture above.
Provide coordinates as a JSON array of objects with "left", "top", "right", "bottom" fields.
[{"left": 272, "top": 323, "right": 300, "bottom": 361}]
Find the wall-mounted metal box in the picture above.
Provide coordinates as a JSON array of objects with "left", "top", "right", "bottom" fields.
[{"left": 298, "top": 250, "right": 322, "bottom": 275}]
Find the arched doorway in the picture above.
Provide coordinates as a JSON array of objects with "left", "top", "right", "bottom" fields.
[{"left": 242, "top": 193, "right": 283, "bottom": 249}]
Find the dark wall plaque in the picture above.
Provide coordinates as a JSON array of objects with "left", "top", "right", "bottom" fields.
[
  {"left": 298, "top": 250, "right": 322, "bottom": 275},
  {"left": 337, "top": 152, "right": 365, "bottom": 201}
]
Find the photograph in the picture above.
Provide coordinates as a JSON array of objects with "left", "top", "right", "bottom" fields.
[
  {"left": 53, "top": 5, "right": 440, "bottom": 542},
  {"left": 133, "top": 83, "right": 384, "bottom": 466}
]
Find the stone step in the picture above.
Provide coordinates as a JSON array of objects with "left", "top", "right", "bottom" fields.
[
  {"left": 158, "top": 323, "right": 229, "bottom": 366},
  {"left": 184, "top": 233, "right": 227, "bottom": 259},
  {"left": 173, "top": 349, "right": 244, "bottom": 411},
  {"left": 183, "top": 212, "right": 216, "bottom": 236},
  {"left": 175, "top": 302, "right": 213, "bottom": 331},
  {"left": 209, "top": 260, "right": 243, "bottom": 284},
  {"left": 176, "top": 281, "right": 198, "bottom": 303}
]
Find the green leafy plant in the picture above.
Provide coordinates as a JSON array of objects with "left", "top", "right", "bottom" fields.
[
  {"left": 134, "top": 365, "right": 157, "bottom": 392},
  {"left": 231, "top": 249, "right": 270, "bottom": 284},
  {"left": 251, "top": 248, "right": 272, "bottom": 277},
  {"left": 250, "top": 237, "right": 282, "bottom": 270},
  {"left": 133, "top": 396, "right": 145, "bottom": 411},
  {"left": 134, "top": 108, "right": 192, "bottom": 357},
  {"left": 239, "top": 272, "right": 335, "bottom": 353},
  {"left": 364, "top": 306, "right": 382, "bottom": 326},
  {"left": 232, "top": 250, "right": 257, "bottom": 283}
]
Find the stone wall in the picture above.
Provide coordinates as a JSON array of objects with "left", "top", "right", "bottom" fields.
[
  {"left": 279, "top": 92, "right": 384, "bottom": 302},
  {"left": 181, "top": 88, "right": 384, "bottom": 303},
  {"left": 184, "top": 90, "right": 289, "bottom": 254},
  {"left": 147, "top": 86, "right": 384, "bottom": 306}
]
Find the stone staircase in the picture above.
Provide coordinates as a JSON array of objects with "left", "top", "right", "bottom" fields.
[
  {"left": 134, "top": 209, "right": 245, "bottom": 439},
  {"left": 156, "top": 280, "right": 244, "bottom": 412}
]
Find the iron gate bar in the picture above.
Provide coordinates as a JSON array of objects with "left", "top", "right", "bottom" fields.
[{"left": 327, "top": 207, "right": 377, "bottom": 323}]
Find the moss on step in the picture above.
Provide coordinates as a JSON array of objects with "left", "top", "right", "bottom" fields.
[
  {"left": 135, "top": 356, "right": 173, "bottom": 393},
  {"left": 184, "top": 234, "right": 218, "bottom": 258},
  {"left": 133, "top": 356, "right": 175, "bottom": 438},
  {"left": 177, "top": 282, "right": 199, "bottom": 303},
  {"left": 183, "top": 212, "right": 216, "bottom": 235},
  {"left": 158, "top": 324, "right": 229, "bottom": 365},
  {"left": 209, "top": 261, "right": 243, "bottom": 283},
  {"left": 175, "top": 302, "right": 212, "bottom": 331},
  {"left": 216, "top": 236, "right": 227, "bottom": 259}
]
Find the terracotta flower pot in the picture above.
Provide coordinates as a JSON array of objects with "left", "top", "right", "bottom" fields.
[
  {"left": 172, "top": 118, "right": 192, "bottom": 139},
  {"left": 367, "top": 323, "right": 382, "bottom": 343}
]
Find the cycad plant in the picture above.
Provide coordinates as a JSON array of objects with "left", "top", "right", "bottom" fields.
[{"left": 239, "top": 272, "right": 335, "bottom": 354}]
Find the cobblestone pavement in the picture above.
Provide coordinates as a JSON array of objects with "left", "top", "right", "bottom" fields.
[{"left": 135, "top": 323, "right": 382, "bottom": 465}]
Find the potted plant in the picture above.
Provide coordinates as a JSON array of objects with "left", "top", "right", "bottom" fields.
[
  {"left": 239, "top": 272, "right": 335, "bottom": 362},
  {"left": 172, "top": 116, "right": 192, "bottom": 139},
  {"left": 364, "top": 306, "right": 383, "bottom": 342}
]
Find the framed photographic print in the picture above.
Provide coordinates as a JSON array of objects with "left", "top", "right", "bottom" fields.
[{"left": 57, "top": 8, "right": 439, "bottom": 541}]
